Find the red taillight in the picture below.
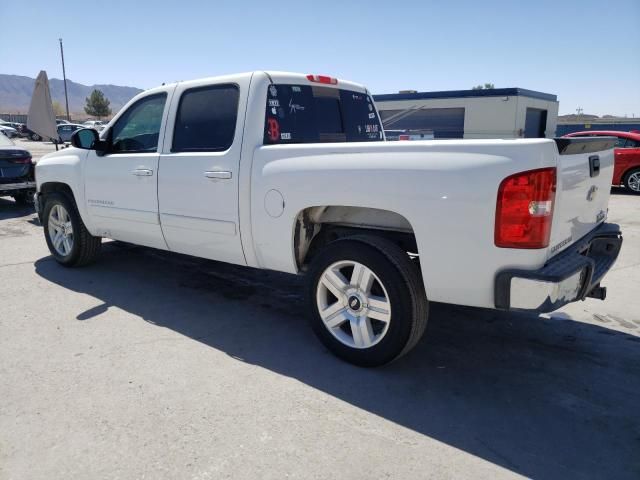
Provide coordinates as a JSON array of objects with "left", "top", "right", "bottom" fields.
[
  {"left": 8, "top": 156, "right": 31, "bottom": 164},
  {"left": 495, "top": 167, "right": 556, "bottom": 248},
  {"left": 398, "top": 134, "right": 410, "bottom": 141},
  {"left": 306, "top": 74, "right": 338, "bottom": 85}
]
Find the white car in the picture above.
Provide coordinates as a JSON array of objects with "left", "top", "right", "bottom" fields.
[
  {"left": 0, "top": 124, "right": 19, "bottom": 138},
  {"left": 82, "top": 120, "right": 106, "bottom": 131},
  {"left": 34, "top": 71, "right": 622, "bottom": 366}
]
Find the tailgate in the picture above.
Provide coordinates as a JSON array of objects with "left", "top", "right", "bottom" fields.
[{"left": 548, "top": 137, "right": 617, "bottom": 258}]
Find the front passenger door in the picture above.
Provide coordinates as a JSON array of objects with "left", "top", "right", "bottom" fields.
[{"left": 84, "top": 91, "right": 170, "bottom": 249}]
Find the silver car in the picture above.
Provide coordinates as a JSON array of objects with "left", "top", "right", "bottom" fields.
[{"left": 57, "top": 123, "right": 85, "bottom": 142}]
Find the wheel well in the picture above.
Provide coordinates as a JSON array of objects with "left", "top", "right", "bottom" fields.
[
  {"left": 294, "top": 206, "right": 418, "bottom": 270},
  {"left": 622, "top": 166, "right": 640, "bottom": 183},
  {"left": 40, "top": 182, "right": 75, "bottom": 202}
]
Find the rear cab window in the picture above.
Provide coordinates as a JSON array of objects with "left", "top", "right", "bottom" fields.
[{"left": 263, "top": 84, "right": 383, "bottom": 144}]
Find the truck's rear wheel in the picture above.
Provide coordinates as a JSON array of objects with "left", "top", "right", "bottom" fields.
[
  {"left": 306, "top": 235, "right": 428, "bottom": 367},
  {"left": 43, "top": 192, "right": 101, "bottom": 267},
  {"left": 623, "top": 168, "right": 640, "bottom": 194}
]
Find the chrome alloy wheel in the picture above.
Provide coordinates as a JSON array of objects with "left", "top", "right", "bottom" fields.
[
  {"left": 628, "top": 172, "right": 640, "bottom": 192},
  {"left": 316, "top": 260, "right": 392, "bottom": 349},
  {"left": 48, "top": 204, "right": 74, "bottom": 256}
]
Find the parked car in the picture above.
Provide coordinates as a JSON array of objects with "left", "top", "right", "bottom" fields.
[
  {"left": 3, "top": 121, "right": 25, "bottom": 130},
  {"left": 0, "top": 125, "right": 20, "bottom": 138},
  {"left": 563, "top": 130, "right": 640, "bottom": 194},
  {"left": 34, "top": 71, "right": 622, "bottom": 366},
  {"left": 0, "top": 132, "right": 35, "bottom": 205},
  {"left": 56, "top": 119, "right": 71, "bottom": 125},
  {"left": 385, "top": 129, "right": 435, "bottom": 141},
  {"left": 57, "top": 123, "right": 85, "bottom": 142},
  {"left": 19, "top": 125, "right": 44, "bottom": 141},
  {"left": 82, "top": 120, "right": 106, "bottom": 131}
]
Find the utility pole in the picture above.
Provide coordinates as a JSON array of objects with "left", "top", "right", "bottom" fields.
[{"left": 59, "top": 38, "right": 70, "bottom": 121}]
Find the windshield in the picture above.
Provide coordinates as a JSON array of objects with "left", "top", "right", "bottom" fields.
[{"left": 264, "top": 84, "right": 383, "bottom": 144}]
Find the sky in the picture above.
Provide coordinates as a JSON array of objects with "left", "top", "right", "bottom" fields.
[{"left": 1, "top": 0, "right": 639, "bottom": 116}]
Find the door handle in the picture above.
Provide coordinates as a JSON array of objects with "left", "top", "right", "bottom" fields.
[
  {"left": 589, "top": 155, "right": 600, "bottom": 178},
  {"left": 132, "top": 168, "right": 153, "bottom": 176},
  {"left": 204, "top": 171, "right": 232, "bottom": 180}
]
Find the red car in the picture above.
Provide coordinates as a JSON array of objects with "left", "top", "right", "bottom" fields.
[{"left": 564, "top": 130, "right": 640, "bottom": 194}]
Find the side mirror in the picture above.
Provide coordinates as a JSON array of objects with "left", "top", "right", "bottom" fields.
[
  {"left": 71, "top": 128, "right": 108, "bottom": 154},
  {"left": 71, "top": 128, "right": 99, "bottom": 149}
]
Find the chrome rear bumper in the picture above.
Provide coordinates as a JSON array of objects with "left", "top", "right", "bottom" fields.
[{"left": 495, "top": 223, "right": 622, "bottom": 312}]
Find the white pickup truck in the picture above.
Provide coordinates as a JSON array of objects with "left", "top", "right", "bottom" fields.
[{"left": 34, "top": 71, "right": 622, "bottom": 366}]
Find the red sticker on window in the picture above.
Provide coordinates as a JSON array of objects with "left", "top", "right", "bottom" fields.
[{"left": 267, "top": 118, "right": 280, "bottom": 142}]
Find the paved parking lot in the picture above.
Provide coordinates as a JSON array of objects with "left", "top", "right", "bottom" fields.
[{"left": 1, "top": 140, "right": 639, "bottom": 479}]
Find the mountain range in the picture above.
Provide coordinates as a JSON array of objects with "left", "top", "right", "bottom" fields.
[{"left": 0, "top": 73, "right": 143, "bottom": 115}]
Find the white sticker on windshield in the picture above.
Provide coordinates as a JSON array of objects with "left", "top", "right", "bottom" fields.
[
  {"left": 368, "top": 112, "right": 375, "bottom": 119},
  {"left": 268, "top": 99, "right": 280, "bottom": 107},
  {"left": 289, "top": 98, "right": 305, "bottom": 114},
  {"left": 280, "top": 132, "right": 291, "bottom": 140}
]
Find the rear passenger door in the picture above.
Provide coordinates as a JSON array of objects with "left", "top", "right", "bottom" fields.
[{"left": 158, "top": 77, "right": 249, "bottom": 265}]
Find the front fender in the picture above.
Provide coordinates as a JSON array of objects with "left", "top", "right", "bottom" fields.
[{"left": 36, "top": 148, "right": 94, "bottom": 233}]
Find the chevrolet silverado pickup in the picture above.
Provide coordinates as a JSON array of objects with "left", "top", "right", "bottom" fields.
[{"left": 34, "top": 71, "right": 622, "bottom": 366}]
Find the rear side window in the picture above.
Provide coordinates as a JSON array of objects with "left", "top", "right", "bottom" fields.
[
  {"left": 172, "top": 84, "right": 239, "bottom": 152},
  {"left": 263, "top": 84, "right": 383, "bottom": 144}
]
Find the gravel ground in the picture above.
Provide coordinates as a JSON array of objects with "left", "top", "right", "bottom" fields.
[{"left": 1, "top": 141, "right": 639, "bottom": 479}]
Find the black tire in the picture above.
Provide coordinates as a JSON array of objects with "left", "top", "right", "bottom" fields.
[
  {"left": 30, "top": 133, "right": 41, "bottom": 141},
  {"left": 306, "top": 235, "right": 428, "bottom": 367},
  {"left": 42, "top": 192, "right": 101, "bottom": 267},
  {"left": 12, "top": 192, "right": 34, "bottom": 206},
  {"left": 622, "top": 168, "right": 640, "bottom": 195}
]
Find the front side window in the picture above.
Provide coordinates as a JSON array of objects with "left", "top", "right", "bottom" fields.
[
  {"left": 110, "top": 93, "right": 167, "bottom": 153},
  {"left": 172, "top": 84, "right": 239, "bottom": 152},
  {"left": 263, "top": 84, "right": 383, "bottom": 144}
]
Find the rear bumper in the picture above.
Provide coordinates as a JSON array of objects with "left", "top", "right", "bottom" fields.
[
  {"left": 0, "top": 181, "right": 36, "bottom": 193},
  {"left": 495, "top": 222, "right": 622, "bottom": 312}
]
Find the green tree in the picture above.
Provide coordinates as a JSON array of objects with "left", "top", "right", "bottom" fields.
[
  {"left": 84, "top": 89, "right": 112, "bottom": 119},
  {"left": 52, "top": 100, "right": 65, "bottom": 117},
  {"left": 472, "top": 83, "right": 495, "bottom": 90}
]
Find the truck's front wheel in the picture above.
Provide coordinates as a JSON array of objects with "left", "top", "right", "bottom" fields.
[
  {"left": 43, "top": 193, "right": 102, "bottom": 267},
  {"left": 307, "top": 235, "right": 428, "bottom": 367}
]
